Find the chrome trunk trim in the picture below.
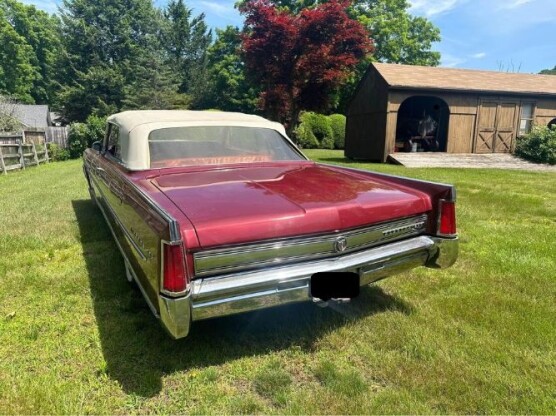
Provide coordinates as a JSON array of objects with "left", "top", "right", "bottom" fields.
[{"left": 193, "top": 215, "right": 428, "bottom": 277}]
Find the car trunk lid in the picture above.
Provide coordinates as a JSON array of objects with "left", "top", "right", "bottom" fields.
[{"left": 151, "top": 162, "right": 431, "bottom": 248}]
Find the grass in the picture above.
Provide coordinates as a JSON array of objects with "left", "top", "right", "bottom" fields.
[{"left": 0, "top": 151, "right": 555, "bottom": 414}]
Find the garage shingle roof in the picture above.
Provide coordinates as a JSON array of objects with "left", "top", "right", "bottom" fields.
[
  {"left": 12, "top": 105, "right": 50, "bottom": 127},
  {"left": 373, "top": 62, "right": 556, "bottom": 96}
]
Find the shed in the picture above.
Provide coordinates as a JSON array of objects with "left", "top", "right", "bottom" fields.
[{"left": 346, "top": 63, "right": 556, "bottom": 162}]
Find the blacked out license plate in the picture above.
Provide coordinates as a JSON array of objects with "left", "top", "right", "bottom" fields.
[{"left": 310, "top": 272, "right": 360, "bottom": 301}]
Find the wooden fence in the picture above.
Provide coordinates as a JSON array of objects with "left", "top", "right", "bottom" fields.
[
  {"left": 0, "top": 139, "right": 50, "bottom": 175},
  {"left": 0, "top": 133, "right": 22, "bottom": 145},
  {"left": 0, "top": 127, "right": 69, "bottom": 148}
]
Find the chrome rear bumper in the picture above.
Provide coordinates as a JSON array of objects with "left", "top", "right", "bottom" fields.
[{"left": 159, "top": 235, "right": 458, "bottom": 339}]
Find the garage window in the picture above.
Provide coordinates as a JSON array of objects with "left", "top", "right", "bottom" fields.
[{"left": 519, "top": 103, "right": 535, "bottom": 135}]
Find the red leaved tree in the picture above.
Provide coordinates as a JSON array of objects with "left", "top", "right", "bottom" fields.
[{"left": 240, "top": 0, "right": 373, "bottom": 134}]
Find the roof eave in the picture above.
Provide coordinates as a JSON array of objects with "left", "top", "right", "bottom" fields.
[{"left": 388, "top": 85, "right": 556, "bottom": 97}]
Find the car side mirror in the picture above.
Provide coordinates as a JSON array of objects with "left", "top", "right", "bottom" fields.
[{"left": 92, "top": 141, "right": 102, "bottom": 153}]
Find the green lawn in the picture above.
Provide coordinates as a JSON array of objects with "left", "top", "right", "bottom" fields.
[{"left": 1, "top": 151, "right": 555, "bottom": 414}]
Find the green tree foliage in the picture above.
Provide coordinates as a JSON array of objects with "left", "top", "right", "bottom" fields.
[
  {"left": 515, "top": 125, "right": 556, "bottom": 165},
  {"left": 57, "top": 64, "right": 123, "bottom": 121},
  {"left": 1, "top": 0, "right": 63, "bottom": 104},
  {"left": 334, "top": 0, "right": 441, "bottom": 112},
  {"left": 353, "top": 0, "right": 440, "bottom": 66},
  {"left": 539, "top": 66, "right": 556, "bottom": 75},
  {"left": 0, "top": 8, "right": 35, "bottom": 102},
  {"left": 160, "top": 0, "right": 212, "bottom": 106},
  {"left": 58, "top": 0, "right": 161, "bottom": 120},
  {"left": 203, "top": 26, "right": 259, "bottom": 113},
  {"left": 122, "top": 52, "right": 191, "bottom": 110}
]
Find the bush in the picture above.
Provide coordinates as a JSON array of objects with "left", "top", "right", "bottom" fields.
[
  {"left": 294, "top": 122, "right": 319, "bottom": 148},
  {"left": 48, "top": 143, "right": 70, "bottom": 161},
  {"left": 68, "top": 115, "right": 107, "bottom": 158},
  {"left": 329, "top": 114, "right": 346, "bottom": 149},
  {"left": 68, "top": 122, "right": 88, "bottom": 158},
  {"left": 515, "top": 125, "right": 556, "bottom": 165},
  {"left": 294, "top": 112, "right": 334, "bottom": 149}
]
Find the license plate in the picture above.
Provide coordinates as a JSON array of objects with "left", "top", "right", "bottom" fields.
[{"left": 310, "top": 272, "right": 360, "bottom": 301}]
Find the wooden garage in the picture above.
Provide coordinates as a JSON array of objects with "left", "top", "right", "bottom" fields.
[{"left": 346, "top": 63, "right": 556, "bottom": 162}]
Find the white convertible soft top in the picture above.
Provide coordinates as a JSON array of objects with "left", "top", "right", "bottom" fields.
[{"left": 106, "top": 110, "right": 290, "bottom": 170}]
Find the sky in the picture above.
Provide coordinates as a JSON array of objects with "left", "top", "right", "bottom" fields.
[{"left": 20, "top": 0, "right": 556, "bottom": 74}]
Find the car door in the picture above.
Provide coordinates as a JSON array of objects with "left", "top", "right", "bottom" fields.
[{"left": 92, "top": 123, "right": 161, "bottom": 309}]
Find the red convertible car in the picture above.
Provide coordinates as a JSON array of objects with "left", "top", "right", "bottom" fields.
[{"left": 83, "top": 110, "right": 458, "bottom": 339}]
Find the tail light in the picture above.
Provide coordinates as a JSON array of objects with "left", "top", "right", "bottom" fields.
[
  {"left": 438, "top": 200, "right": 457, "bottom": 236},
  {"left": 162, "top": 242, "right": 188, "bottom": 293}
]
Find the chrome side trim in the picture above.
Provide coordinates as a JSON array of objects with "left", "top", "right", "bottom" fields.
[
  {"left": 91, "top": 175, "right": 148, "bottom": 261},
  {"left": 88, "top": 180, "right": 159, "bottom": 317},
  {"left": 122, "top": 176, "right": 181, "bottom": 242},
  {"left": 189, "top": 235, "right": 455, "bottom": 321},
  {"left": 193, "top": 215, "right": 428, "bottom": 277}
]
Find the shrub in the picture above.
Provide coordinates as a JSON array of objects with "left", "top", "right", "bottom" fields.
[
  {"left": 48, "top": 143, "right": 70, "bottom": 161},
  {"left": 329, "top": 113, "right": 346, "bottom": 149},
  {"left": 515, "top": 125, "right": 556, "bottom": 165},
  {"left": 68, "top": 115, "right": 107, "bottom": 158},
  {"left": 295, "top": 112, "right": 334, "bottom": 149},
  {"left": 85, "top": 115, "right": 106, "bottom": 143},
  {"left": 68, "top": 122, "right": 88, "bottom": 158},
  {"left": 294, "top": 122, "right": 319, "bottom": 148}
]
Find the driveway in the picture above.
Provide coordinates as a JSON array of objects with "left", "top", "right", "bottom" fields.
[{"left": 388, "top": 153, "right": 556, "bottom": 172}]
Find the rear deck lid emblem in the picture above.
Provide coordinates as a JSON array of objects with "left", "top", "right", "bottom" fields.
[{"left": 335, "top": 237, "right": 348, "bottom": 253}]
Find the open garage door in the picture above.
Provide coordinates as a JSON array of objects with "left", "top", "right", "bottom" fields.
[{"left": 395, "top": 96, "right": 450, "bottom": 153}]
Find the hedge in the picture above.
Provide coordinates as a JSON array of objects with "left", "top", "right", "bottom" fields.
[
  {"left": 515, "top": 125, "right": 556, "bottom": 165},
  {"left": 294, "top": 112, "right": 346, "bottom": 150}
]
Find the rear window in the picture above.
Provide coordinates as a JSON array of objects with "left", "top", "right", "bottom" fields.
[{"left": 148, "top": 126, "right": 304, "bottom": 168}]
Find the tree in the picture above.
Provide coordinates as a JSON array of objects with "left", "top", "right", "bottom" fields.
[
  {"left": 160, "top": 0, "right": 212, "bottom": 106},
  {"left": 240, "top": 0, "right": 372, "bottom": 134},
  {"left": 238, "top": 0, "right": 441, "bottom": 66},
  {"left": 122, "top": 52, "right": 191, "bottom": 110},
  {"left": 0, "top": 8, "right": 36, "bottom": 102},
  {"left": 1, "top": 0, "right": 63, "bottom": 104},
  {"left": 202, "top": 26, "right": 259, "bottom": 113},
  {"left": 58, "top": 0, "right": 160, "bottom": 120},
  {"left": 57, "top": 64, "right": 123, "bottom": 121},
  {"left": 540, "top": 66, "right": 556, "bottom": 75},
  {"left": 0, "top": 94, "right": 24, "bottom": 131},
  {"left": 353, "top": 0, "right": 440, "bottom": 66}
]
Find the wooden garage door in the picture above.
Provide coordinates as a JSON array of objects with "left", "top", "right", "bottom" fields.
[{"left": 475, "top": 100, "right": 518, "bottom": 153}]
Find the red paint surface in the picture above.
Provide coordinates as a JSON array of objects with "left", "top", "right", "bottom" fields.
[{"left": 134, "top": 162, "right": 432, "bottom": 248}]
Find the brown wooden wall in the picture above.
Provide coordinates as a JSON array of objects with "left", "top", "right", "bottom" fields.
[
  {"left": 535, "top": 99, "right": 556, "bottom": 126},
  {"left": 346, "top": 68, "right": 556, "bottom": 162},
  {"left": 345, "top": 67, "right": 389, "bottom": 161}
]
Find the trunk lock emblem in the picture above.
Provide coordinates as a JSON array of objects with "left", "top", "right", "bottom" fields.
[{"left": 335, "top": 237, "right": 348, "bottom": 253}]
